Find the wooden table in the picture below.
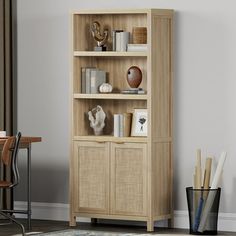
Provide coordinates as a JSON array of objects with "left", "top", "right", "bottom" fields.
[{"left": 0, "top": 136, "right": 42, "bottom": 230}]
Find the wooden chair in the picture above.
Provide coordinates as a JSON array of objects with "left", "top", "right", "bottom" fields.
[{"left": 0, "top": 132, "right": 25, "bottom": 235}]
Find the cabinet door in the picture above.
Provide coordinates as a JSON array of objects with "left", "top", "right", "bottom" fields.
[
  {"left": 110, "top": 142, "right": 147, "bottom": 216},
  {"left": 73, "top": 141, "right": 109, "bottom": 214}
]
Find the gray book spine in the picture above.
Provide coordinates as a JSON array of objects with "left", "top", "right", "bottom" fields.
[
  {"left": 90, "top": 70, "right": 106, "bottom": 94},
  {"left": 85, "top": 68, "right": 96, "bottom": 94},
  {"left": 81, "top": 67, "right": 86, "bottom": 93},
  {"left": 112, "top": 30, "right": 116, "bottom": 51},
  {"left": 114, "top": 114, "right": 120, "bottom": 137}
]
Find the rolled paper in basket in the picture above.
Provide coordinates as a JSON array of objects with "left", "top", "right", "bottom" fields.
[
  {"left": 193, "top": 195, "right": 204, "bottom": 232},
  {"left": 198, "top": 151, "right": 227, "bottom": 232}
]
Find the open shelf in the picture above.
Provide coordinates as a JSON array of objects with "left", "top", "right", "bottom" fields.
[
  {"left": 74, "top": 51, "right": 148, "bottom": 57},
  {"left": 73, "top": 93, "right": 148, "bottom": 100}
]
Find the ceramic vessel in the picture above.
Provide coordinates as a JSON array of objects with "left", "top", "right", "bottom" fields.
[
  {"left": 127, "top": 66, "right": 142, "bottom": 88},
  {"left": 99, "top": 83, "right": 113, "bottom": 93}
]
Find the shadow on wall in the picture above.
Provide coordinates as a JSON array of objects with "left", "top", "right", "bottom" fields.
[{"left": 14, "top": 164, "right": 69, "bottom": 204}]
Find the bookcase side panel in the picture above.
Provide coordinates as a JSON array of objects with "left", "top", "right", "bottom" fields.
[
  {"left": 151, "top": 16, "right": 173, "bottom": 139},
  {"left": 152, "top": 142, "right": 172, "bottom": 218}
]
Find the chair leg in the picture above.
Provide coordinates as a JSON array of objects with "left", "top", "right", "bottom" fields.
[{"left": 0, "top": 211, "right": 25, "bottom": 236}]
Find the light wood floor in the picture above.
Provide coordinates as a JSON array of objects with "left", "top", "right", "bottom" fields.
[{"left": 0, "top": 220, "right": 235, "bottom": 236}]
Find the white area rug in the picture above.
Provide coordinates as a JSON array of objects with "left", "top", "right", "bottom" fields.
[{"left": 29, "top": 229, "right": 189, "bottom": 236}]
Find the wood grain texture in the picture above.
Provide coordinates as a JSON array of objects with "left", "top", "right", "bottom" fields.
[
  {"left": 73, "top": 141, "right": 109, "bottom": 214},
  {"left": 110, "top": 143, "right": 147, "bottom": 216},
  {"left": 152, "top": 142, "right": 172, "bottom": 217}
]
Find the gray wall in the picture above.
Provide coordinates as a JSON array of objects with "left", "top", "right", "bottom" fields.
[{"left": 16, "top": 0, "right": 236, "bottom": 215}]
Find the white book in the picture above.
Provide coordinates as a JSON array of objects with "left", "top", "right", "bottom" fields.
[
  {"left": 127, "top": 44, "right": 147, "bottom": 52},
  {"left": 115, "top": 32, "right": 121, "bottom": 51},
  {"left": 114, "top": 114, "right": 120, "bottom": 137},
  {"left": 90, "top": 70, "right": 106, "bottom": 94},
  {"left": 112, "top": 30, "right": 123, "bottom": 51},
  {"left": 120, "top": 32, "right": 130, "bottom": 51}
]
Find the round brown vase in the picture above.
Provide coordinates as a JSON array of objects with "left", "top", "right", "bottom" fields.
[{"left": 127, "top": 66, "right": 142, "bottom": 88}]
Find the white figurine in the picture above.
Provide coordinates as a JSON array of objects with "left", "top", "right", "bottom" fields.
[{"left": 88, "top": 105, "right": 106, "bottom": 135}]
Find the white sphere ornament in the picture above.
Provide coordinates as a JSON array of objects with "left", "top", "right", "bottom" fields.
[{"left": 99, "top": 83, "right": 113, "bottom": 93}]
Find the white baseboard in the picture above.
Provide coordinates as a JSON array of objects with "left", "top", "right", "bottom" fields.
[
  {"left": 15, "top": 201, "right": 236, "bottom": 232},
  {"left": 174, "top": 210, "right": 236, "bottom": 232}
]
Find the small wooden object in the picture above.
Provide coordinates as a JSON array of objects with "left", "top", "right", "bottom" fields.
[
  {"left": 123, "top": 113, "right": 132, "bottom": 137},
  {"left": 132, "top": 27, "right": 147, "bottom": 44},
  {"left": 203, "top": 157, "right": 212, "bottom": 190}
]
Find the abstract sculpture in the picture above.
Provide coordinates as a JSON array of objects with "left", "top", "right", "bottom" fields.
[
  {"left": 91, "top": 21, "right": 108, "bottom": 51},
  {"left": 88, "top": 105, "right": 106, "bottom": 135}
]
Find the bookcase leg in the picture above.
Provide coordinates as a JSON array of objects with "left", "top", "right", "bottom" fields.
[
  {"left": 69, "top": 215, "right": 76, "bottom": 227},
  {"left": 147, "top": 220, "right": 154, "bottom": 232},
  {"left": 168, "top": 217, "right": 174, "bottom": 228},
  {"left": 91, "top": 218, "right": 98, "bottom": 224}
]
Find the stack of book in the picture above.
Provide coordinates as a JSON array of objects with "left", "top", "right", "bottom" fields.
[
  {"left": 121, "top": 88, "right": 146, "bottom": 94},
  {"left": 114, "top": 113, "right": 132, "bottom": 137},
  {"left": 81, "top": 67, "right": 106, "bottom": 94},
  {"left": 127, "top": 44, "right": 147, "bottom": 52},
  {"left": 112, "top": 30, "right": 130, "bottom": 51}
]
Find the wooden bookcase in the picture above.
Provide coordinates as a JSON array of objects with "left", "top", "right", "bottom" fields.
[{"left": 69, "top": 9, "right": 174, "bottom": 231}]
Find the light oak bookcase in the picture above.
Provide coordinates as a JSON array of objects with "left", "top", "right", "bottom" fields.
[{"left": 69, "top": 9, "right": 174, "bottom": 231}]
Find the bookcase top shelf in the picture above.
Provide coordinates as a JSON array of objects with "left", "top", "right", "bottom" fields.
[
  {"left": 73, "top": 93, "right": 148, "bottom": 100},
  {"left": 73, "top": 51, "right": 147, "bottom": 57},
  {"left": 72, "top": 8, "right": 174, "bottom": 15}
]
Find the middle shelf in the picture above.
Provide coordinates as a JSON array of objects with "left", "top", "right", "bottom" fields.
[{"left": 74, "top": 51, "right": 148, "bottom": 57}]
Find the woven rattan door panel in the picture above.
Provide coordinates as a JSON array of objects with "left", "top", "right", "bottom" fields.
[
  {"left": 110, "top": 142, "right": 147, "bottom": 216},
  {"left": 73, "top": 141, "right": 109, "bottom": 214}
]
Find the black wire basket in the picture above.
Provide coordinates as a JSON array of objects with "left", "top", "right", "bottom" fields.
[{"left": 186, "top": 187, "right": 221, "bottom": 235}]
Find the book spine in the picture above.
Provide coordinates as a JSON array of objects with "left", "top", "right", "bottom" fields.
[
  {"left": 120, "top": 32, "right": 130, "bottom": 51},
  {"left": 116, "top": 32, "right": 121, "bottom": 52},
  {"left": 90, "top": 70, "right": 97, "bottom": 94},
  {"left": 90, "top": 70, "right": 106, "bottom": 94},
  {"left": 85, "top": 68, "right": 91, "bottom": 94},
  {"left": 119, "top": 114, "right": 124, "bottom": 137},
  {"left": 112, "top": 30, "right": 116, "bottom": 51},
  {"left": 114, "top": 114, "right": 120, "bottom": 137},
  {"left": 123, "top": 113, "right": 132, "bottom": 137},
  {"left": 85, "top": 68, "right": 96, "bottom": 94},
  {"left": 81, "top": 67, "right": 86, "bottom": 93}
]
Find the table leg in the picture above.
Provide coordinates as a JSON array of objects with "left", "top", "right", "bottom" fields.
[{"left": 27, "top": 145, "right": 32, "bottom": 230}]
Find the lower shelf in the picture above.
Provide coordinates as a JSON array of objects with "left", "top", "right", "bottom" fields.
[{"left": 73, "top": 135, "right": 148, "bottom": 143}]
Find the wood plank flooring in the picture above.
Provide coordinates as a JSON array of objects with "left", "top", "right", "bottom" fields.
[{"left": 0, "top": 220, "right": 235, "bottom": 236}]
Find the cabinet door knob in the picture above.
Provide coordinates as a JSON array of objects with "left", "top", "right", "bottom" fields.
[
  {"left": 115, "top": 142, "right": 124, "bottom": 144},
  {"left": 96, "top": 141, "right": 105, "bottom": 143}
]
